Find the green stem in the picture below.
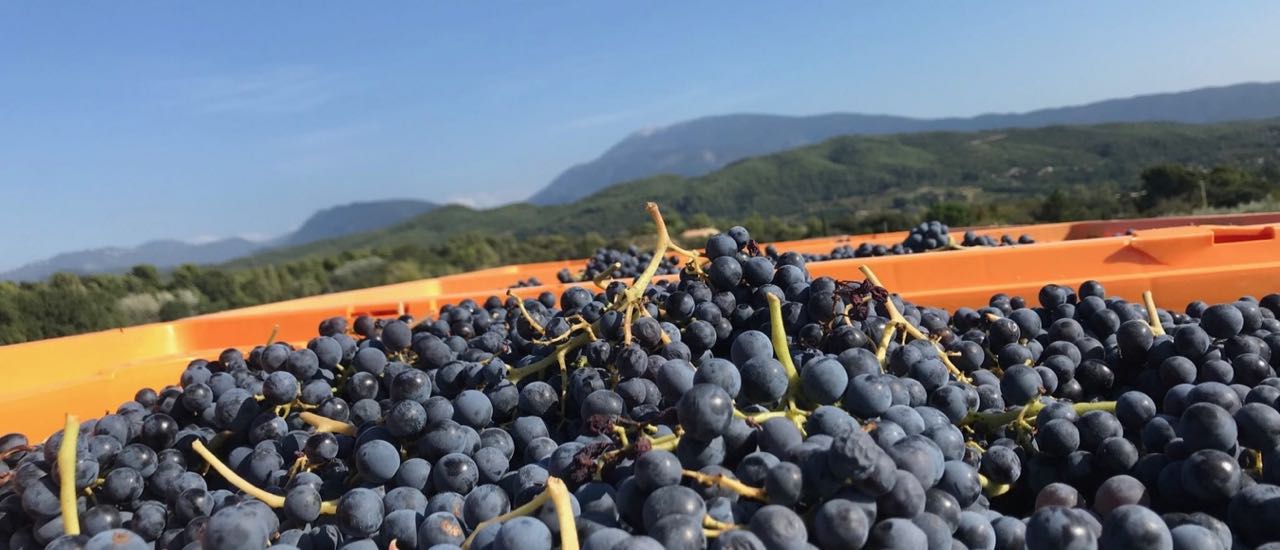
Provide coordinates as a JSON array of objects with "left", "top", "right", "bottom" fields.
[
  {"left": 962, "top": 401, "right": 1116, "bottom": 432},
  {"left": 58, "top": 415, "right": 81, "bottom": 536},
  {"left": 765, "top": 293, "right": 799, "bottom": 392}
]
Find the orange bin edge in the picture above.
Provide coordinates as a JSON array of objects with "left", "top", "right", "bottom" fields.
[{"left": 5, "top": 215, "right": 1280, "bottom": 440}]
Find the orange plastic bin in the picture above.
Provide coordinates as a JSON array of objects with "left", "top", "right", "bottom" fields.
[{"left": 6, "top": 218, "right": 1280, "bottom": 440}]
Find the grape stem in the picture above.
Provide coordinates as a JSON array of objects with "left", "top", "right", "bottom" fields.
[
  {"left": 734, "top": 408, "right": 789, "bottom": 423},
  {"left": 592, "top": 262, "right": 622, "bottom": 289},
  {"left": 703, "top": 515, "right": 736, "bottom": 530},
  {"left": 766, "top": 293, "right": 800, "bottom": 389},
  {"left": 1142, "top": 290, "right": 1167, "bottom": 337},
  {"left": 192, "top": 439, "right": 339, "bottom": 514},
  {"left": 874, "top": 323, "right": 897, "bottom": 367},
  {"left": 509, "top": 290, "right": 546, "bottom": 336},
  {"left": 506, "top": 203, "right": 683, "bottom": 384},
  {"left": 546, "top": 477, "right": 580, "bottom": 550},
  {"left": 978, "top": 473, "right": 1012, "bottom": 497},
  {"left": 1245, "top": 449, "right": 1265, "bottom": 477},
  {"left": 58, "top": 414, "right": 81, "bottom": 536},
  {"left": 682, "top": 469, "right": 766, "bottom": 501},
  {"left": 859, "top": 265, "right": 971, "bottom": 384},
  {"left": 299, "top": 412, "right": 357, "bottom": 436},
  {"left": 763, "top": 293, "right": 815, "bottom": 434},
  {"left": 461, "top": 477, "right": 578, "bottom": 550},
  {"left": 961, "top": 400, "right": 1117, "bottom": 432}
]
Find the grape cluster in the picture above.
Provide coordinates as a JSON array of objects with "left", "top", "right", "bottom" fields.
[
  {"left": 803, "top": 221, "right": 1036, "bottom": 261},
  {"left": 556, "top": 246, "right": 682, "bottom": 284},
  {"left": 509, "top": 278, "right": 545, "bottom": 289},
  {"left": 545, "top": 222, "right": 1034, "bottom": 288},
  {"left": 6, "top": 207, "right": 1280, "bottom": 549}
]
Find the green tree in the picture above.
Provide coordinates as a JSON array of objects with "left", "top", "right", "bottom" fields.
[
  {"left": 129, "top": 264, "right": 161, "bottom": 287},
  {"left": 924, "top": 202, "right": 975, "bottom": 227},
  {"left": 158, "top": 299, "right": 195, "bottom": 321},
  {"left": 1138, "top": 164, "right": 1202, "bottom": 212},
  {"left": 1205, "top": 166, "right": 1271, "bottom": 207}
]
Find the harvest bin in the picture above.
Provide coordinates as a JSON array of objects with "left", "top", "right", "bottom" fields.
[{"left": 5, "top": 215, "right": 1280, "bottom": 440}]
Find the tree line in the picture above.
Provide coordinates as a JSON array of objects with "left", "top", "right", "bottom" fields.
[{"left": 1, "top": 163, "right": 1275, "bottom": 345}]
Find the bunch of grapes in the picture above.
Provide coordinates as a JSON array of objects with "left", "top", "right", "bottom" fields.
[
  {"left": 804, "top": 222, "right": 1037, "bottom": 262},
  {"left": 508, "top": 277, "right": 544, "bottom": 289},
  {"left": 4, "top": 204, "right": 1280, "bottom": 549},
  {"left": 543, "top": 222, "right": 1035, "bottom": 288},
  {"left": 556, "top": 246, "right": 682, "bottom": 284}
]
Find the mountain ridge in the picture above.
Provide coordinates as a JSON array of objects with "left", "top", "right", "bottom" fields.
[
  {"left": 236, "top": 117, "right": 1280, "bottom": 267},
  {"left": 528, "top": 81, "right": 1280, "bottom": 204},
  {"left": 2, "top": 199, "right": 438, "bottom": 281}
]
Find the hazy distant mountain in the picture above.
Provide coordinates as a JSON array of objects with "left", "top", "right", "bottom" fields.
[
  {"left": 2, "top": 199, "right": 438, "bottom": 281},
  {"left": 528, "top": 81, "right": 1280, "bottom": 204},
  {"left": 0, "top": 238, "right": 264, "bottom": 281},
  {"left": 276, "top": 200, "right": 438, "bottom": 247}
]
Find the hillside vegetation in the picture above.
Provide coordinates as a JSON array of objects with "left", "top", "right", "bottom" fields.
[
  {"left": 528, "top": 81, "right": 1280, "bottom": 204},
  {"left": 242, "top": 119, "right": 1280, "bottom": 265},
  {"left": 3, "top": 119, "right": 1280, "bottom": 344}
]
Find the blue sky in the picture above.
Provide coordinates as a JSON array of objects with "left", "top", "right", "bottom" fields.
[{"left": 1, "top": 2, "right": 1279, "bottom": 271}]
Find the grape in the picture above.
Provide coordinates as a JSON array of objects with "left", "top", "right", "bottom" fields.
[
  {"left": 1094, "top": 475, "right": 1149, "bottom": 517},
  {"left": 741, "top": 356, "right": 789, "bottom": 404},
  {"left": 454, "top": 389, "right": 495, "bottom": 429},
  {"left": 1169, "top": 524, "right": 1225, "bottom": 550},
  {"left": 1100, "top": 504, "right": 1172, "bottom": 549},
  {"left": 801, "top": 356, "right": 849, "bottom": 405},
  {"left": 635, "top": 449, "right": 683, "bottom": 490},
  {"left": 649, "top": 514, "right": 705, "bottom": 550},
  {"left": 384, "top": 486, "right": 427, "bottom": 514},
  {"left": 463, "top": 484, "right": 511, "bottom": 529},
  {"left": 336, "top": 487, "right": 383, "bottom": 538},
  {"left": 642, "top": 485, "right": 705, "bottom": 530},
  {"left": 955, "top": 510, "right": 997, "bottom": 550},
  {"left": 677, "top": 383, "right": 734, "bottom": 441},
  {"left": 84, "top": 529, "right": 148, "bottom": 550},
  {"left": 695, "top": 358, "right": 743, "bottom": 398},
  {"left": 866, "top": 518, "right": 928, "bottom": 549},
  {"left": 877, "top": 469, "right": 925, "bottom": 518},
  {"left": 844, "top": 373, "right": 893, "bottom": 418},
  {"left": 355, "top": 439, "right": 401, "bottom": 484},
  {"left": 1180, "top": 449, "right": 1241, "bottom": 502},
  {"left": 731, "top": 330, "right": 773, "bottom": 364},
  {"left": 814, "top": 498, "right": 871, "bottom": 549},
  {"left": 1178, "top": 402, "right": 1237, "bottom": 452},
  {"left": 1026, "top": 506, "right": 1096, "bottom": 549},
  {"left": 419, "top": 511, "right": 466, "bottom": 547},
  {"left": 937, "top": 461, "right": 981, "bottom": 507},
  {"left": 764, "top": 461, "right": 804, "bottom": 506},
  {"left": 1036, "top": 418, "right": 1081, "bottom": 457},
  {"left": 205, "top": 504, "right": 271, "bottom": 550},
  {"left": 748, "top": 505, "right": 808, "bottom": 550},
  {"left": 493, "top": 515, "right": 553, "bottom": 550}
]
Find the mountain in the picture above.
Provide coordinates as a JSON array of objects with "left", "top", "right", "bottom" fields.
[
  {"left": 528, "top": 81, "right": 1280, "bottom": 204},
  {"left": 2, "top": 199, "right": 438, "bottom": 281},
  {"left": 0, "top": 238, "right": 264, "bottom": 281},
  {"left": 276, "top": 199, "right": 438, "bottom": 247},
  {"left": 240, "top": 118, "right": 1280, "bottom": 266}
]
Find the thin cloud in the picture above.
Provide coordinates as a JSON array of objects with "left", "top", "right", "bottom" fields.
[
  {"left": 185, "top": 232, "right": 275, "bottom": 244},
  {"left": 446, "top": 191, "right": 507, "bottom": 209},
  {"left": 552, "top": 86, "right": 718, "bottom": 134},
  {"left": 165, "top": 66, "right": 347, "bottom": 115}
]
